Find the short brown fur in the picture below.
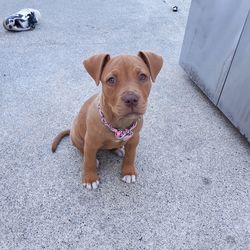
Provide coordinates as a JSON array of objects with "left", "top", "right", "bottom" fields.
[{"left": 52, "top": 51, "right": 163, "bottom": 187}]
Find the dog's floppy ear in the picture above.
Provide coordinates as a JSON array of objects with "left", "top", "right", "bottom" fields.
[
  {"left": 83, "top": 53, "right": 110, "bottom": 85},
  {"left": 138, "top": 51, "right": 163, "bottom": 82}
]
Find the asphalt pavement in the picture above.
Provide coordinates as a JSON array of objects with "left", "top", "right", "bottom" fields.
[{"left": 0, "top": 0, "right": 249, "bottom": 249}]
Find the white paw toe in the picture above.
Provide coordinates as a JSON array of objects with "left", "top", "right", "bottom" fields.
[
  {"left": 122, "top": 175, "right": 136, "bottom": 184},
  {"left": 131, "top": 175, "right": 136, "bottom": 182},
  {"left": 83, "top": 180, "right": 99, "bottom": 190},
  {"left": 92, "top": 181, "right": 99, "bottom": 189},
  {"left": 114, "top": 148, "right": 125, "bottom": 157},
  {"left": 96, "top": 159, "right": 100, "bottom": 168}
]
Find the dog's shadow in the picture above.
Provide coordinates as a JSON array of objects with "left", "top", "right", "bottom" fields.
[
  {"left": 70, "top": 145, "right": 123, "bottom": 182},
  {"left": 96, "top": 150, "right": 123, "bottom": 181}
]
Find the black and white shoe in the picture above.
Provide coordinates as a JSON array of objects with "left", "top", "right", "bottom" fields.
[{"left": 3, "top": 8, "right": 41, "bottom": 32}]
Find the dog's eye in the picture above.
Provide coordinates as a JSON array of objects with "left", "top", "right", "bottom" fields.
[
  {"left": 139, "top": 73, "right": 147, "bottom": 81},
  {"left": 107, "top": 77, "right": 116, "bottom": 85}
]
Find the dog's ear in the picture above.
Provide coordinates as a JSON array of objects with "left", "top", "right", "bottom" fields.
[
  {"left": 83, "top": 53, "right": 110, "bottom": 85},
  {"left": 138, "top": 51, "right": 163, "bottom": 82}
]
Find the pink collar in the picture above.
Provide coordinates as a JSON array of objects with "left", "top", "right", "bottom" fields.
[{"left": 98, "top": 104, "right": 137, "bottom": 141}]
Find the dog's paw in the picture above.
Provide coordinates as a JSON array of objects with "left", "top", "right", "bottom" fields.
[
  {"left": 83, "top": 180, "right": 100, "bottom": 190},
  {"left": 113, "top": 147, "right": 125, "bottom": 157},
  {"left": 122, "top": 175, "right": 136, "bottom": 184}
]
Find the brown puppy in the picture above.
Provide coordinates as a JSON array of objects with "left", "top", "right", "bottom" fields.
[{"left": 52, "top": 51, "right": 163, "bottom": 189}]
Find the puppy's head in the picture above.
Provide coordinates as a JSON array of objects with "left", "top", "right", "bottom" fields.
[{"left": 83, "top": 51, "right": 163, "bottom": 119}]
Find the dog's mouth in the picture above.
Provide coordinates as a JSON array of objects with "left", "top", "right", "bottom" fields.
[
  {"left": 111, "top": 101, "right": 147, "bottom": 119},
  {"left": 121, "top": 106, "right": 145, "bottom": 119},
  {"left": 114, "top": 109, "right": 144, "bottom": 120},
  {"left": 124, "top": 111, "right": 143, "bottom": 117},
  {"left": 122, "top": 104, "right": 147, "bottom": 118}
]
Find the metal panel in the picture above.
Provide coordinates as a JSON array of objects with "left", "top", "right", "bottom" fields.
[
  {"left": 218, "top": 11, "right": 250, "bottom": 141},
  {"left": 180, "top": 0, "right": 250, "bottom": 104}
]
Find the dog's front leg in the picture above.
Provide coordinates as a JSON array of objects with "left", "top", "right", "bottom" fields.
[
  {"left": 82, "top": 139, "right": 99, "bottom": 190},
  {"left": 121, "top": 135, "right": 139, "bottom": 183}
]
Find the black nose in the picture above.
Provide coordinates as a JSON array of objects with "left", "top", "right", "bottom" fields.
[{"left": 122, "top": 92, "right": 139, "bottom": 107}]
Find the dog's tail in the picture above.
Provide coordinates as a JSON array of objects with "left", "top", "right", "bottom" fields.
[{"left": 51, "top": 129, "right": 70, "bottom": 153}]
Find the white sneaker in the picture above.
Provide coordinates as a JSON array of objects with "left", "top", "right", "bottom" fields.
[{"left": 3, "top": 8, "right": 41, "bottom": 32}]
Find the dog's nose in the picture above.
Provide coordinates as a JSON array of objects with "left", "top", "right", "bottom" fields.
[{"left": 122, "top": 92, "right": 139, "bottom": 107}]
